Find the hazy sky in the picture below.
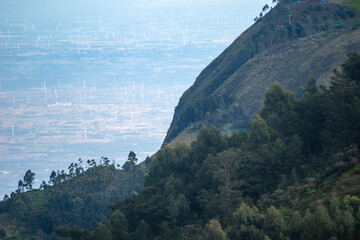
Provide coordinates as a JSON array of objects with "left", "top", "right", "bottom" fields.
[{"left": 0, "top": 0, "right": 273, "bottom": 20}]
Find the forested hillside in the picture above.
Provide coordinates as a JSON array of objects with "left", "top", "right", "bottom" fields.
[
  {"left": 2, "top": 1, "right": 360, "bottom": 240},
  {"left": 0, "top": 154, "right": 149, "bottom": 239},
  {"left": 165, "top": 0, "right": 360, "bottom": 145},
  {"left": 55, "top": 53, "right": 360, "bottom": 239}
]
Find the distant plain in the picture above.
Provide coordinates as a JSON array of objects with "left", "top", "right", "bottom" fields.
[{"left": 0, "top": 0, "right": 272, "bottom": 197}]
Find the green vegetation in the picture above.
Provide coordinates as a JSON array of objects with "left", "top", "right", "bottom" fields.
[
  {"left": 2, "top": 2, "right": 360, "bottom": 239},
  {"left": 0, "top": 228, "right": 6, "bottom": 239},
  {"left": 339, "top": 0, "right": 360, "bottom": 10},
  {"left": 55, "top": 53, "right": 360, "bottom": 240},
  {"left": 352, "top": 0, "right": 360, "bottom": 10},
  {"left": 0, "top": 154, "right": 148, "bottom": 239},
  {"left": 165, "top": 0, "right": 360, "bottom": 145}
]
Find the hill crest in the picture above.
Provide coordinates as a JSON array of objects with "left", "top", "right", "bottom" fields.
[{"left": 164, "top": 0, "right": 360, "bottom": 145}]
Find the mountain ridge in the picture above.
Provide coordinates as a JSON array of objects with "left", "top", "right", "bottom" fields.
[{"left": 164, "top": 0, "right": 360, "bottom": 145}]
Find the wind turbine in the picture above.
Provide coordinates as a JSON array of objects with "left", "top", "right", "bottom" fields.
[{"left": 44, "top": 81, "right": 48, "bottom": 101}]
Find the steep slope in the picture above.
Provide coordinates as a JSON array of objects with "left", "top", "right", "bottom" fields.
[
  {"left": 164, "top": 0, "right": 360, "bottom": 144},
  {"left": 59, "top": 53, "right": 360, "bottom": 239}
]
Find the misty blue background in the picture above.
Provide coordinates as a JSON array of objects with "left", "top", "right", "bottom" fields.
[{"left": 0, "top": 0, "right": 273, "bottom": 197}]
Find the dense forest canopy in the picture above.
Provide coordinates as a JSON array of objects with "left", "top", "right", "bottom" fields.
[
  {"left": 0, "top": 154, "right": 149, "bottom": 238},
  {"left": 54, "top": 53, "right": 360, "bottom": 240}
]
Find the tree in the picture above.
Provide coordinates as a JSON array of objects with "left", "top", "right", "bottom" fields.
[
  {"left": 260, "top": 82, "right": 298, "bottom": 136},
  {"left": 304, "top": 74, "right": 318, "bottom": 96},
  {"left": 10, "top": 199, "right": 27, "bottom": 221},
  {"left": 262, "top": 4, "right": 269, "bottom": 13},
  {"left": 229, "top": 202, "right": 264, "bottom": 240},
  {"left": 248, "top": 114, "right": 270, "bottom": 147},
  {"left": 122, "top": 151, "right": 138, "bottom": 172},
  {"left": 191, "top": 126, "right": 227, "bottom": 164},
  {"left": 3, "top": 194, "right": 9, "bottom": 201},
  {"left": 227, "top": 131, "right": 248, "bottom": 149},
  {"left": 49, "top": 170, "right": 57, "bottom": 185},
  {"left": 289, "top": 211, "right": 304, "bottom": 240},
  {"left": 144, "top": 147, "right": 179, "bottom": 186},
  {"left": 213, "top": 150, "right": 241, "bottom": 222},
  {"left": 0, "top": 228, "right": 6, "bottom": 239},
  {"left": 75, "top": 162, "right": 83, "bottom": 176},
  {"left": 302, "top": 203, "right": 335, "bottom": 240},
  {"left": 296, "top": 76, "right": 324, "bottom": 154},
  {"left": 122, "top": 161, "right": 134, "bottom": 172},
  {"left": 70, "top": 197, "right": 85, "bottom": 227},
  {"left": 133, "top": 220, "right": 151, "bottom": 240},
  {"left": 68, "top": 163, "right": 75, "bottom": 177},
  {"left": 167, "top": 194, "right": 191, "bottom": 228},
  {"left": 40, "top": 180, "right": 47, "bottom": 190},
  {"left": 55, "top": 226, "right": 89, "bottom": 240},
  {"left": 23, "top": 169, "right": 35, "bottom": 190},
  {"left": 75, "top": 158, "right": 84, "bottom": 175},
  {"left": 17, "top": 180, "right": 24, "bottom": 193},
  {"left": 145, "top": 156, "right": 152, "bottom": 172},
  {"left": 233, "top": 202, "right": 263, "bottom": 228},
  {"left": 94, "top": 224, "right": 112, "bottom": 240},
  {"left": 203, "top": 219, "right": 227, "bottom": 240},
  {"left": 54, "top": 226, "right": 72, "bottom": 238},
  {"left": 87, "top": 159, "right": 97, "bottom": 167},
  {"left": 321, "top": 53, "right": 360, "bottom": 149},
  {"left": 340, "top": 52, "right": 360, "bottom": 84},
  {"left": 128, "top": 151, "right": 138, "bottom": 163},
  {"left": 102, "top": 157, "right": 111, "bottom": 166},
  {"left": 263, "top": 206, "right": 286, "bottom": 239},
  {"left": 110, "top": 209, "right": 129, "bottom": 240}
]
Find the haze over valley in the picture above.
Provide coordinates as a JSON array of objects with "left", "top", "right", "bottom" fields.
[{"left": 0, "top": 0, "right": 273, "bottom": 197}]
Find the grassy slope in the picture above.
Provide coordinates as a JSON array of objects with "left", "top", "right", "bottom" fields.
[
  {"left": 0, "top": 190, "right": 47, "bottom": 239},
  {"left": 308, "top": 164, "right": 360, "bottom": 206},
  {"left": 0, "top": 164, "right": 145, "bottom": 238},
  {"left": 218, "top": 28, "right": 360, "bottom": 112},
  {"left": 334, "top": 0, "right": 360, "bottom": 10},
  {"left": 266, "top": 163, "right": 360, "bottom": 214},
  {"left": 352, "top": 0, "right": 360, "bottom": 9},
  {"left": 165, "top": 0, "right": 360, "bottom": 145}
]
